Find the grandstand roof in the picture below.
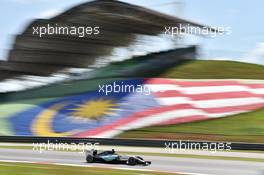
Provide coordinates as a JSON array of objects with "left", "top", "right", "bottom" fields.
[{"left": 0, "top": 0, "right": 211, "bottom": 92}]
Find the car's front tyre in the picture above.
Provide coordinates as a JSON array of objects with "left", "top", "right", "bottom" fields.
[{"left": 127, "top": 157, "right": 136, "bottom": 166}]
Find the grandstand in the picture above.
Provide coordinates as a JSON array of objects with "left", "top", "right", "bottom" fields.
[{"left": 0, "top": 0, "right": 212, "bottom": 93}]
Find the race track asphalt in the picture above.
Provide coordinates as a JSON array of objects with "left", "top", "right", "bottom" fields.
[{"left": 0, "top": 148, "right": 264, "bottom": 175}]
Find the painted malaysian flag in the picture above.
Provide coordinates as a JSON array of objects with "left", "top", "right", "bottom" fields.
[{"left": 7, "top": 78, "right": 264, "bottom": 138}]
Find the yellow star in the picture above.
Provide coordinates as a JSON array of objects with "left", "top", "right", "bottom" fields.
[{"left": 71, "top": 99, "right": 117, "bottom": 119}]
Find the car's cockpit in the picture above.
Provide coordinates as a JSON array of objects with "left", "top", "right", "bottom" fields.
[{"left": 95, "top": 149, "right": 116, "bottom": 156}]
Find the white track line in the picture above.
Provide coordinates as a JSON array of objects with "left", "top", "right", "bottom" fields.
[{"left": 0, "top": 159, "right": 211, "bottom": 175}]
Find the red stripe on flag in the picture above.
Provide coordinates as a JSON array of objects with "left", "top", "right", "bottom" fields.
[
  {"left": 154, "top": 90, "right": 183, "bottom": 97},
  {"left": 174, "top": 80, "right": 241, "bottom": 87},
  {"left": 246, "top": 84, "right": 264, "bottom": 88}
]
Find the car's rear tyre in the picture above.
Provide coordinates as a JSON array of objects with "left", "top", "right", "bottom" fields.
[
  {"left": 86, "top": 154, "right": 94, "bottom": 163},
  {"left": 127, "top": 157, "right": 136, "bottom": 166}
]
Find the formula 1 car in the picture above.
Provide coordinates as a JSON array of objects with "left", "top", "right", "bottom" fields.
[{"left": 85, "top": 149, "right": 151, "bottom": 166}]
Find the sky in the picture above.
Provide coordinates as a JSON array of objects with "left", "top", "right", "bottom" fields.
[{"left": 0, "top": 0, "right": 263, "bottom": 65}]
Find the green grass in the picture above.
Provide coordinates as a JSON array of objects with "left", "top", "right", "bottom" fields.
[
  {"left": 0, "top": 162, "right": 179, "bottom": 175},
  {"left": 160, "top": 60, "right": 264, "bottom": 79},
  {"left": 118, "top": 108, "right": 264, "bottom": 143}
]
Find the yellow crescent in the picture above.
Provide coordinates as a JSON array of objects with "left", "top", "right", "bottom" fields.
[{"left": 31, "top": 102, "right": 77, "bottom": 137}]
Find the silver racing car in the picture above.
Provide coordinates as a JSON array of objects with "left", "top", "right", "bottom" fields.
[{"left": 85, "top": 149, "right": 151, "bottom": 166}]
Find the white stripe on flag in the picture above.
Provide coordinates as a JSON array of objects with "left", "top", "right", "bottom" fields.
[
  {"left": 248, "top": 88, "right": 264, "bottom": 94},
  {"left": 157, "top": 97, "right": 264, "bottom": 108}
]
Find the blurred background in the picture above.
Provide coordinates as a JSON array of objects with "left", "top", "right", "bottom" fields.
[
  {"left": 0, "top": 0, "right": 263, "bottom": 64},
  {"left": 1, "top": 1, "right": 264, "bottom": 175},
  {"left": 0, "top": 0, "right": 263, "bottom": 143}
]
